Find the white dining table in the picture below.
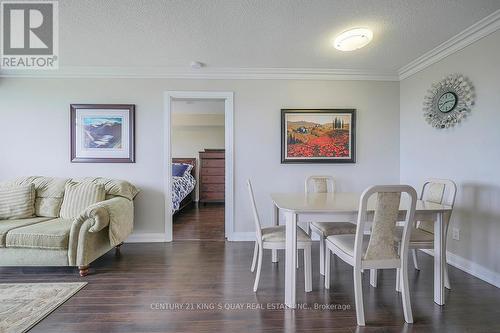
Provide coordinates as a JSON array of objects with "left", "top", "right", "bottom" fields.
[{"left": 270, "top": 192, "right": 452, "bottom": 308}]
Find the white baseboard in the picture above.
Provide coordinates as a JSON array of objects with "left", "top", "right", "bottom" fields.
[
  {"left": 420, "top": 249, "right": 500, "bottom": 288},
  {"left": 227, "top": 231, "right": 322, "bottom": 242},
  {"left": 125, "top": 232, "right": 167, "bottom": 243},
  {"left": 126, "top": 232, "right": 257, "bottom": 242},
  {"left": 127, "top": 232, "right": 257, "bottom": 242},
  {"left": 227, "top": 232, "right": 255, "bottom": 241}
]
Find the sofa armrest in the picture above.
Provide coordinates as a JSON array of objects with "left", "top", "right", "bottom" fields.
[
  {"left": 68, "top": 197, "right": 133, "bottom": 266},
  {"left": 74, "top": 198, "right": 124, "bottom": 233},
  {"left": 71, "top": 196, "right": 133, "bottom": 239}
]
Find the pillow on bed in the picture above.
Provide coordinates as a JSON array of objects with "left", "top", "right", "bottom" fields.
[{"left": 172, "top": 163, "right": 192, "bottom": 177}]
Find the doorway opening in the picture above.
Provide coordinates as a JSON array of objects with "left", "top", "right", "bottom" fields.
[{"left": 164, "top": 91, "right": 234, "bottom": 242}]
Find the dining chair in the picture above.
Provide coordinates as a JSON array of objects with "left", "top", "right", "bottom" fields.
[
  {"left": 247, "top": 180, "right": 312, "bottom": 292},
  {"left": 324, "top": 185, "right": 417, "bottom": 326},
  {"left": 393, "top": 178, "right": 457, "bottom": 291},
  {"left": 306, "top": 175, "right": 357, "bottom": 276}
]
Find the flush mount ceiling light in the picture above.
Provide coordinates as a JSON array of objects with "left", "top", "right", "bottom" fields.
[{"left": 333, "top": 28, "right": 373, "bottom": 51}]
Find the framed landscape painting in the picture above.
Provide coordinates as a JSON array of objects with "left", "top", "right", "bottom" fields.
[
  {"left": 70, "top": 104, "right": 135, "bottom": 163},
  {"left": 281, "top": 109, "right": 356, "bottom": 163}
]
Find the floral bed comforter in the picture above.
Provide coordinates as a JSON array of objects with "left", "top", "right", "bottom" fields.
[{"left": 172, "top": 173, "right": 196, "bottom": 212}]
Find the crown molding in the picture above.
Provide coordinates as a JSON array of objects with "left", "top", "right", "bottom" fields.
[
  {"left": 0, "top": 66, "right": 399, "bottom": 81},
  {"left": 399, "top": 9, "right": 500, "bottom": 80}
]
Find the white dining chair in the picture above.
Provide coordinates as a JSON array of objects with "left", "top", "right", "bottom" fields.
[
  {"left": 247, "top": 180, "right": 312, "bottom": 292},
  {"left": 306, "top": 175, "right": 357, "bottom": 276},
  {"left": 324, "top": 185, "right": 417, "bottom": 326},
  {"left": 393, "top": 178, "right": 457, "bottom": 291}
]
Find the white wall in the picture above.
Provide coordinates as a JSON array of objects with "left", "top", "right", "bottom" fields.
[
  {"left": 0, "top": 79, "right": 400, "bottom": 237},
  {"left": 172, "top": 111, "right": 225, "bottom": 201},
  {"left": 400, "top": 30, "right": 500, "bottom": 284},
  {"left": 171, "top": 100, "right": 225, "bottom": 115}
]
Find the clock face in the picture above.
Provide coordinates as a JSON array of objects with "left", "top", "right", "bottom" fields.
[{"left": 437, "top": 92, "right": 457, "bottom": 113}]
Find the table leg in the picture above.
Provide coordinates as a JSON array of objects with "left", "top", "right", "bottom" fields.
[
  {"left": 434, "top": 212, "right": 445, "bottom": 305},
  {"left": 272, "top": 204, "right": 279, "bottom": 263},
  {"left": 319, "top": 237, "right": 325, "bottom": 276},
  {"left": 285, "top": 211, "right": 297, "bottom": 308}
]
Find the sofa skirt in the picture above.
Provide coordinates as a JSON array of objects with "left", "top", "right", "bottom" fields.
[{"left": 0, "top": 248, "right": 69, "bottom": 266}]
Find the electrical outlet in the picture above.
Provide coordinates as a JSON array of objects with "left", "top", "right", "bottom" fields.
[{"left": 452, "top": 227, "right": 460, "bottom": 241}]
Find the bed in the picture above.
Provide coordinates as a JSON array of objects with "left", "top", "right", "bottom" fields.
[{"left": 172, "top": 158, "right": 197, "bottom": 214}]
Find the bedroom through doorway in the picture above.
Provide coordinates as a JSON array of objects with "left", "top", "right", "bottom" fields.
[{"left": 171, "top": 98, "right": 226, "bottom": 241}]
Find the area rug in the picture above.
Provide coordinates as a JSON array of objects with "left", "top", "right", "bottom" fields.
[{"left": 0, "top": 282, "right": 87, "bottom": 333}]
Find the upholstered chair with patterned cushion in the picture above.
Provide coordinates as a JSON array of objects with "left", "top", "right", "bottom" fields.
[
  {"left": 247, "top": 180, "right": 312, "bottom": 293},
  {"left": 324, "top": 185, "right": 417, "bottom": 326},
  {"left": 393, "top": 179, "right": 457, "bottom": 290},
  {"left": 306, "top": 176, "right": 357, "bottom": 276}
]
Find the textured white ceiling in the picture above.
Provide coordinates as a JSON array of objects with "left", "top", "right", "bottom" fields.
[{"left": 58, "top": 0, "right": 500, "bottom": 71}]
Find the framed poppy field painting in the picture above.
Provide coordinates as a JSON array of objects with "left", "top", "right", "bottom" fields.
[{"left": 281, "top": 109, "right": 356, "bottom": 164}]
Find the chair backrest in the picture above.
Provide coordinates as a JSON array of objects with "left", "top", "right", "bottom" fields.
[
  {"left": 305, "top": 175, "right": 335, "bottom": 193},
  {"left": 354, "top": 185, "right": 417, "bottom": 267},
  {"left": 417, "top": 179, "right": 457, "bottom": 234},
  {"left": 246, "top": 180, "right": 263, "bottom": 241}
]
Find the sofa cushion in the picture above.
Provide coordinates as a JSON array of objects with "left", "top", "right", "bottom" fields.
[
  {"left": 0, "top": 184, "right": 36, "bottom": 219},
  {"left": 0, "top": 217, "right": 52, "bottom": 247},
  {"left": 1, "top": 177, "right": 70, "bottom": 217},
  {"left": 33, "top": 177, "right": 69, "bottom": 217},
  {"left": 6, "top": 218, "right": 73, "bottom": 250},
  {"left": 59, "top": 182, "right": 105, "bottom": 219}
]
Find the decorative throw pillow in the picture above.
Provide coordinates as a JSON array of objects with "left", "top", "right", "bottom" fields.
[
  {"left": 0, "top": 184, "right": 36, "bottom": 220},
  {"left": 172, "top": 163, "right": 191, "bottom": 177},
  {"left": 59, "top": 182, "right": 106, "bottom": 219}
]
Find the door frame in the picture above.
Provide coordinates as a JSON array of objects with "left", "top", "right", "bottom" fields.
[{"left": 164, "top": 91, "right": 234, "bottom": 241}]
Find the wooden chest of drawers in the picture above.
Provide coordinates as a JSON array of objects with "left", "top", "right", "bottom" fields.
[{"left": 199, "top": 149, "right": 225, "bottom": 203}]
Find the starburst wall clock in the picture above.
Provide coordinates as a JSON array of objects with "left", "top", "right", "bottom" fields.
[{"left": 423, "top": 73, "right": 475, "bottom": 128}]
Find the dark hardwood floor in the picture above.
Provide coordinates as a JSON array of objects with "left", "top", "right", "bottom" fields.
[
  {"left": 1, "top": 242, "right": 499, "bottom": 332},
  {"left": 173, "top": 202, "right": 225, "bottom": 241}
]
